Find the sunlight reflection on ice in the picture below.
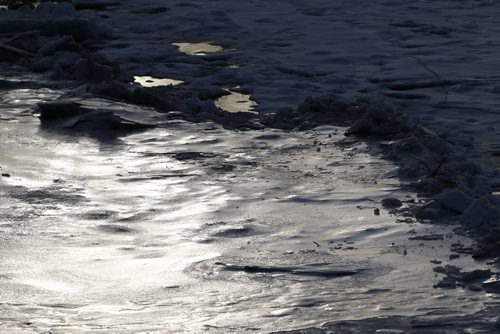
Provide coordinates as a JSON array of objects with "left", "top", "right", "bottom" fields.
[
  {"left": 215, "top": 90, "right": 258, "bottom": 114},
  {"left": 187, "top": 252, "right": 221, "bottom": 263},
  {"left": 22, "top": 279, "right": 79, "bottom": 293},
  {"left": 172, "top": 42, "right": 225, "bottom": 56},
  {"left": 133, "top": 75, "right": 184, "bottom": 87},
  {"left": 1, "top": 88, "right": 60, "bottom": 106}
]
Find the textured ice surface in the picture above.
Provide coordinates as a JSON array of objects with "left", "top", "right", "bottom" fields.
[
  {"left": 0, "top": 82, "right": 497, "bottom": 332},
  {"left": 172, "top": 42, "right": 225, "bottom": 56},
  {"left": 1, "top": 0, "right": 500, "bottom": 332}
]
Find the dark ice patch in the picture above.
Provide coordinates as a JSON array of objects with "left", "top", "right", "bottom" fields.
[
  {"left": 171, "top": 151, "right": 219, "bottom": 161},
  {"left": 409, "top": 234, "right": 444, "bottom": 241},
  {"left": 208, "top": 163, "right": 236, "bottom": 173},
  {"left": 433, "top": 265, "right": 493, "bottom": 292},
  {"left": 38, "top": 100, "right": 155, "bottom": 139},
  {"left": 37, "top": 101, "right": 85, "bottom": 120},
  {"left": 194, "top": 221, "right": 260, "bottom": 242},
  {"left": 381, "top": 197, "right": 403, "bottom": 208},
  {"left": 81, "top": 210, "right": 116, "bottom": 220},
  {"left": 215, "top": 262, "right": 359, "bottom": 278},
  {"left": 275, "top": 307, "right": 500, "bottom": 333},
  {"left": 73, "top": 1, "right": 121, "bottom": 11},
  {"left": 254, "top": 134, "right": 281, "bottom": 140},
  {"left": 97, "top": 224, "right": 135, "bottom": 234},
  {"left": 10, "top": 186, "right": 86, "bottom": 205}
]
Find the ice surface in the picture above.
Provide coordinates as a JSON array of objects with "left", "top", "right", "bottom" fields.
[
  {"left": 1, "top": 0, "right": 500, "bottom": 332},
  {"left": 172, "top": 42, "right": 225, "bottom": 56},
  {"left": 133, "top": 75, "right": 184, "bottom": 87},
  {"left": 215, "top": 89, "right": 257, "bottom": 114},
  {"left": 0, "top": 98, "right": 493, "bottom": 330}
]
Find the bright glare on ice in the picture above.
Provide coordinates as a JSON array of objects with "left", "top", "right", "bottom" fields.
[
  {"left": 172, "top": 42, "right": 225, "bottom": 56},
  {"left": 215, "top": 90, "right": 258, "bottom": 114},
  {"left": 133, "top": 75, "right": 184, "bottom": 87}
]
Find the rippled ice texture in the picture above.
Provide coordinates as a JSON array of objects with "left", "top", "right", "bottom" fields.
[
  {"left": 2, "top": 0, "right": 500, "bottom": 332},
  {"left": 0, "top": 86, "right": 495, "bottom": 332}
]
